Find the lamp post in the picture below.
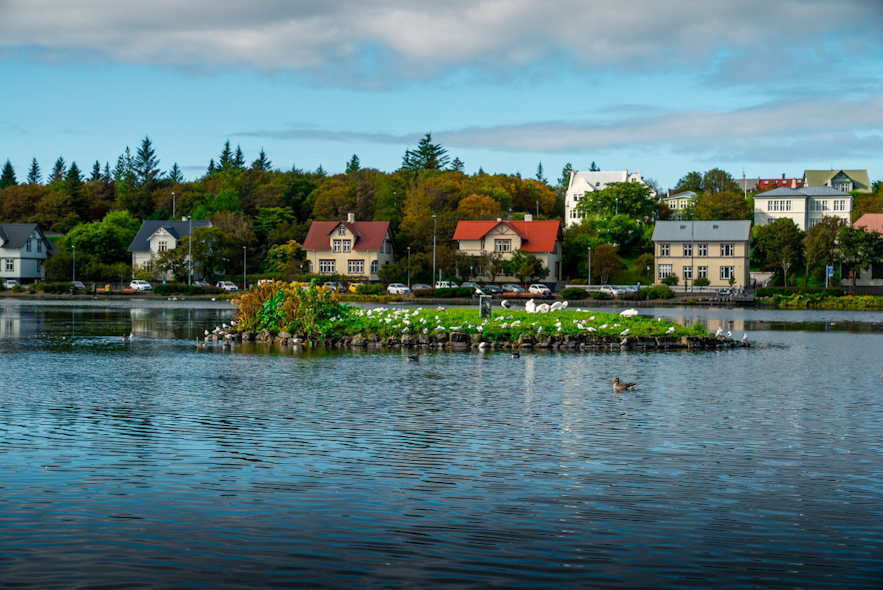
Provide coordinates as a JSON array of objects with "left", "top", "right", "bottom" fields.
[
  {"left": 407, "top": 247, "right": 411, "bottom": 289},
  {"left": 172, "top": 192, "right": 176, "bottom": 218},
  {"left": 72, "top": 245, "right": 76, "bottom": 282},
  {"left": 243, "top": 246, "right": 247, "bottom": 290},
  {"left": 587, "top": 246, "right": 592, "bottom": 287},
  {"left": 187, "top": 216, "right": 192, "bottom": 286},
  {"left": 690, "top": 214, "right": 694, "bottom": 294},
  {"left": 432, "top": 215, "right": 437, "bottom": 285},
  {"left": 536, "top": 200, "right": 539, "bottom": 218}
]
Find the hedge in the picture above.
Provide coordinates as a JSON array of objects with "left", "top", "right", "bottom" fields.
[
  {"left": 591, "top": 291, "right": 613, "bottom": 300},
  {"left": 560, "top": 288, "right": 590, "bottom": 300},
  {"left": 413, "top": 287, "right": 474, "bottom": 298},
  {"left": 153, "top": 284, "right": 224, "bottom": 296},
  {"left": 619, "top": 286, "right": 675, "bottom": 300},
  {"left": 755, "top": 287, "right": 843, "bottom": 298},
  {"left": 40, "top": 282, "right": 74, "bottom": 294},
  {"left": 355, "top": 284, "right": 384, "bottom": 295}
]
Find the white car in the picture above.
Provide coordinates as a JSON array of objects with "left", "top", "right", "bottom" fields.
[
  {"left": 435, "top": 281, "right": 457, "bottom": 289},
  {"left": 129, "top": 280, "right": 153, "bottom": 291},
  {"left": 528, "top": 284, "right": 551, "bottom": 295},
  {"left": 216, "top": 281, "right": 239, "bottom": 292},
  {"left": 386, "top": 283, "right": 411, "bottom": 295},
  {"left": 600, "top": 285, "right": 624, "bottom": 296},
  {"left": 2, "top": 279, "right": 20, "bottom": 289}
]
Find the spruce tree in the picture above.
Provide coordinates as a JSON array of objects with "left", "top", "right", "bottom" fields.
[
  {"left": 251, "top": 148, "right": 272, "bottom": 171},
  {"left": 207, "top": 159, "right": 217, "bottom": 175},
  {"left": 102, "top": 163, "right": 112, "bottom": 183},
  {"left": 218, "top": 141, "right": 233, "bottom": 171},
  {"left": 559, "top": 163, "right": 573, "bottom": 187},
  {"left": 169, "top": 163, "right": 184, "bottom": 184},
  {"left": 401, "top": 132, "right": 449, "bottom": 171},
  {"left": 50, "top": 157, "right": 67, "bottom": 184},
  {"left": 589, "top": 161, "right": 600, "bottom": 172},
  {"left": 27, "top": 158, "right": 42, "bottom": 185},
  {"left": 0, "top": 159, "right": 17, "bottom": 189},
  {"left": 535, "top": 162, "right": 547, "bottom": 184},
  {"left": 135, "top": 135, "right": 160, "bottom": 187},
  {"left": 345, "top": 154, "right": 361, "bottom": 174},
  {"left": 449, "top": 157, "right": 465, "bottom": 173},
  {"left": 233, "top": 145, "right": 246, "bottom": 170},
  {"left": 65, "top": 162, "right": 84, "bottom": 195},
  {"left": 316, "top": 165, "right": 326, "bottom": 176},
  {"left": 91, "top": 160, "right": 102, "bottom": 181}
]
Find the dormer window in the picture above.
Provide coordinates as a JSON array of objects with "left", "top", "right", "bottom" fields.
[
  {"left": 338, "top": 225, "right": 346, "bottom": 236},
  {"left": 26, "top": 240, "right": 32, "bottom": 252},
  {"left": 37, "top": 240, "right": 42, "bottom": 252},
  {"left": 158, "top": 241, "right": 168, "bottom": 252}
]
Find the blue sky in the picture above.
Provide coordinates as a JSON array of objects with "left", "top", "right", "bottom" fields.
[{"left": 1, "top": 0, "right": 882, "bottom": 189}]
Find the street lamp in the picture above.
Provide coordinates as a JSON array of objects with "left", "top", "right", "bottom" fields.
[
  {"left": 243, "top": 246, "right": 247, "bottom": 290},
  {"left": 432, "top": 215, "right": 437, "bottom": 285},
  {"left": 187, "top": 216, "right": 192, "bottom": 285},
  {"left": 690, "top": 214, "right": 694, "bottom": 294},
  {"left": 172, "top": 192, "right": 176, "bottom": 218},
  {"left": 407, "top": 247, "right": 411, "bottom": 289},
  {"left": 587, "top": 246, "right": 592, "bottom": 287},
  {"left": 536, "top": 200, "right": 539, "bottom": 218},
  {"left": 72, "top": 245, "right": 76, "bottom": 282}
]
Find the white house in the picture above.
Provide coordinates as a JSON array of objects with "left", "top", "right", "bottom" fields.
[
  {"left": 0, "top": 223, "right": 54, "bottom": 282},
  {"left": 753, "top": 186, "right": 852, "bottom": 231},
  {"left": 128, "top": 219, "right": 213, "bottom": 279},
  {"left": 564, "top": 169, "right": 655, "bottom": 227}
]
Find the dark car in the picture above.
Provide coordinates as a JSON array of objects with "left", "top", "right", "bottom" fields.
[{"left": 480, "top": 284, "right": 502, "bottom": 294}]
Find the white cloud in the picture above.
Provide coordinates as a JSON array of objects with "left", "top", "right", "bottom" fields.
[{"left": 1, "top": 0, "right": 880, "bottom": 85}]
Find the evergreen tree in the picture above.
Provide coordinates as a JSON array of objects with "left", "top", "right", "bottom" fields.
[
  {"left": 169, "top": 163, "right": 184, "bottom": 184},
  {"left": 102, "top": 163, "right": 112, "bottom": 183},
  {"left": 135, "top": 135, "right": 160, "bottom": 187},
  {"left": 535, "top": 162, "right": 547, "bottom": 184},
  {"left": 0, "top": 159, "right": 17, "bottom": 189},
  {"left": 113, "top": 148, "right": 135, "bottom": 182},
  {"left": 233, "top": 145, "right": 246, "bottom": 170},
  {"left": 218, "top": 140, "right": 234, "bottom": 171},
  {"left": 207, "top": 159, "right": 217, "bottom": 175},
  {"left": 27, "top": 158, "right": 42, "bottom": 185},
  {"left": 345, "top": 154, "right": 361, "bottom": 174},
  {"left": 589, "top": 161, "right": 600, "bottom": 172},
  {"left": 559, "top": 162, "right": 573, "bottom": 187},
  {"left": 50, "top": 157, "right": 67, "bottom": 184},
  {"left": 65, "top": 162, "right": 84, "bottom": 197},
  {"left": 401, "top": 133, "right": 449, "bottom": 171},
  {"left": 91, "top": 160, "right": 102, "bottom": 181},
  {"left": 316, "top": 165, "right": 326, "bottom": 176},
  {"left": 450, "top": 157, "right": 465, "bottom": 172},
  {"left": 251, "top": 148, "right": 272, "bottom": 171}
]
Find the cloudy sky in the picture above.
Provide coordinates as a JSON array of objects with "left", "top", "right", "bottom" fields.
[{"left": 1, "top": 0, "right": 882, "bottom": 187}]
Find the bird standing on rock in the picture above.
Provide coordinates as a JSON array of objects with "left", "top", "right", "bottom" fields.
[{"left": 612, "top": 378, "right": 637, "bottom": 391}]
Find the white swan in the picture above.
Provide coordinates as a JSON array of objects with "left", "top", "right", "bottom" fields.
[
  {"left": 525, "top": 299, "right": 536, "bottom": 313},
  {"left": 550, "top": 301, "right": 563, "bottom": 312},
  {"left": 619, "top": 308, "right": 640, "bottom": 317},
  {"left": 536, "top": 303, "right": 550, "bottom": 314}
]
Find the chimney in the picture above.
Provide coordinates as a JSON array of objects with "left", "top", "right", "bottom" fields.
[
  {"left": 524, "top": 214, "right": 533, "bottom": 222},
  {"left": 497, "top": 217, "right": 502, "bottom": 222},
  {"left": 791, "top": 178, "right": 796, "bottom": 188},
  {"left": 347, "top": 212, "right": 355, "bottom": 223},
  {"left": 182, "top": 217, "right": 187, "bottom": 221},
  {"left": 782, "top": 173, "right": 785, "bottom": 180}
]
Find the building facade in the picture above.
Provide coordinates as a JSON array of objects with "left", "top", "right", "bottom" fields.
[
  {"left": 803, "top": 169, "right": 871, "bottom": 193},
  {"left": 0, "top": 224, "right": 54, "bottom": 282},
  {"left": 841, "top": 214, "right": 883, "bottom": 289},
  {"left": 453, "top": 217, "right": 562, "bottom": 282},
  {"left": 564, "top": 169, "right": 655, "bottom": 227},
  {"left": 128, "top": 220, "right": 214, "bottom": 279},
  {"left": 652, "top": 220, "right": 752, "bottom": 288},
  {"left": 661, "top": 191, "right": 698, "bottom": 220},
  {"left": 753, "top": 186, "right": 852, "bottom": 231},
  {"left": 302, "top": 214, "right": 394, "bottom": 280}
]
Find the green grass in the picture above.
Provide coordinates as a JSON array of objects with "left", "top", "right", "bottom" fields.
[{"left": 321, "top": 306, "right": 710, "bottom": 342}]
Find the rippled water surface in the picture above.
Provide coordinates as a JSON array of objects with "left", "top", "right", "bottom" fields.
[{"left": 1, "top": 300, "right": 882, "bottom": 588}]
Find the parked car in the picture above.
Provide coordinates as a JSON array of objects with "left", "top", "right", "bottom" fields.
[
  {"left": 412, "top": 283, "right": 432, "bottom": 291},
  {"left": 528, "top": 284, "right": 551, "bottom": 295},
  {"left": 324, "top": 281, "right": 345, "bottom": 292},
  {"left": 501, "top": 284, "right": 525, "bottom": 294},
  {"left": 71, "top": 280, "right": 85, "bottom": 290},
  {"left": 386, "top": 283, "right": 411, "bottom": 295},
  {"left": 348, "top": 282, "right": 366, "bottom": 293},
  {"left": 257, "top": 279, "right": 275, "bottom": 287},
  {"left": 623, "top": 285, "right": 638, "bottom": 294},
  {"left": 460, "top": 281, "right": 480, "bottom": 289},
  {"left": 216, "top": 281, "right": 239, "bottom": 292},
  {"left": 480, "top": 284, "right": 502, "bottom": 294},
  {"left": 2, "top": 279, "right": 20, "bottom": 289},
  {"left": 129, "top": 280, "right": 153, "bottom": 291},
  {"left": 718, "top": 287, "right": 733, "bottom": 296},
  {"left": 194, "top": 280, "right": 210, "bottom": 287},
  {"left": 435, "top": 281, "right": 458, "bottom": 289},
  {"left": 600, "top": 285, "right": 624, "bottom": 296}
]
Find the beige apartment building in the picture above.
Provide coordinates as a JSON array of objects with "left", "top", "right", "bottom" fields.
[
  {"left": 651, "top": 220, "right": 752, "bottom": 288},
  {"left": 302, "top": 214, "right": 394, "bottom": 280}
]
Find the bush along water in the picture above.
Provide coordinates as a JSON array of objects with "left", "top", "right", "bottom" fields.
[{"left": 770, "top": 292, "right": 883, "bottom": 309}]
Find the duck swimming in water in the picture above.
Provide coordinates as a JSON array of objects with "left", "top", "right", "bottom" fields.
[{"left": 612, "top": 377, "right": 637, "bottom": 391}]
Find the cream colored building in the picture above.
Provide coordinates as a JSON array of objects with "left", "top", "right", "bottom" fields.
[
  {"left": 302, "top": 213, "right": 394, "bottom": 280},
  {"left": 453, "top": 216, "right": 562, "bottom": 282},
  {"left": 564, "top": 169, "right": 655, "bottom": 227},
  {"left": 652, "top": 220, "right": 752, "bottom": 288},
  {"left": 753, "top": 186, "right": 852, "bottom": 231}
]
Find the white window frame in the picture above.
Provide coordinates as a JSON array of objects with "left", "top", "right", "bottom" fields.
[
  {"left": 720, "top": 244, "right": 734, "bottom": 257},
  {"left": 37, "top": 240, "right": 42, "bottom": 252},
  {"left": 342, "top": 240, "right": 351, "bottom": 253},
  {"left": 319, "top": 259, "right": 335, "bottom": 273},
  {"left": 26, "top": 240, "right": 32, "bottom": 252},
  {"left": 338, "top": 225, "right": 346, "bottom": 236},
  {"left": 158, "top": 240, "right": 168, "bottom": 252},
  {"left": 683, "top": 266, "right": 692, "bottom": 280},
  {"left": 370, "top": 260, "right": 379, "bottom": 274},
  {"left": 660, "top": 244, "right": 670, "bottom": 257},
  {"left": 658, "top": 264, "right": 672, "bottom": 279},
  {"left": 5, "top": 259, "right": 13, "bottom": 271},
  {"left": 683, "top": 244, "right": 692, "bottom": 257},
  {"left": 698, "top": 266, "right": 708, "bottom": 279},
  {"left": 720, "top": 266, "right": 734, "bottom": 280},
  {"left": 348, "top": 260, "right": 364, "bottom": 274},
  {"left": 494, "top": 239, "right": 511, "bottom": 253},
  {"left": 333, "top": 240, "right": 341, "bottom": 253},
  {"left": 697, "top": 244, "right": 708, "bottom": 257}
]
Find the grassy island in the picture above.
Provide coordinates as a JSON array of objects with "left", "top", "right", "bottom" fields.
[{"left": 232, "top": 282, "right": 714, "bottom": 346}]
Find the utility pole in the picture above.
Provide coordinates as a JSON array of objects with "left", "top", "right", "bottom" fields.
[{"left": 432, "top": 215, "right": 437, "bottom": 285}]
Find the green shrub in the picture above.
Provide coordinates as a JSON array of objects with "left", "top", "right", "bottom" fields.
[
  {"left": 413, "top": 289, "right": 435, "bottom": 298},
  {"left": 455, "top": 287, "right": 473, "bottom": 298},
  {"left": 694, "top": 277, "right": 710, "bottom": 287},
  {"left": 355, "top": 284, "right": 384, "bottom": 295},
  {"left": 645, "top": 285, "right": 675, "bottom": 299},
  {"left": 591, "top": 291, "right": 612, "bottom": 300},
  {"left": 42, "top": 283, "right": 74, "bottom": 294},
  {"left": 153, "top": 284, "right": 224, "bottom": 296},
  {"left": 560, "top": 287, "right": 590, "bottom": 300},
  {"left": 11, "top": 284, "right": 24, "bottom": 293},
  {"left": 434, "top": 288, "right": 454, "bottom": 298},
  {"left": 755, "top": 287, "right": 843, "bottom": 298},
  {"left": 662, "top": 274, "right": 679, "bottom": 286}
]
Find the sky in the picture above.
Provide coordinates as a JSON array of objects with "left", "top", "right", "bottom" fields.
[{"left": 1, "top": 0, "right": 882, "bottom": 189}]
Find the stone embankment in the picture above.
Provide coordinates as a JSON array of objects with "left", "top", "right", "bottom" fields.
[{"left": 208, "top": 329, "right": 749, "bottom": 351}]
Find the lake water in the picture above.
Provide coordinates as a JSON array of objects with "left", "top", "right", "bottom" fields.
[{"left": 1, "top": 300, "right": 882, "bottom": 588}]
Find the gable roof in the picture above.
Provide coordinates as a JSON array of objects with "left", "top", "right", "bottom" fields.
[
  {"left": 302, "top": 221, "right": 390, "bottom": 251},
  {"left": 663, "top": 191, "right": 697, "bottom": 200},
  {"left": 453, "top": 220, "right": 561, "bottom": 253},
  {"left": 803, "top": 169, "right": 871, "bottom": 191},
  {"left": 754, "top": 186, "right": 852, "bottom": 198},
  {"left": 0, "top": 223, "right": 54, "bottom": 253},
  {"left": 652, "top": 220, "right": 752, "bottom": 243},
  {"left": 569, "top": 170, "right": 629, "bottom": 191},
  {"left": 853, "top": 214, "right": 883, "bottom": 234},
  {"left": 128, "top": 220, "right": 212, "bottom": 253}
]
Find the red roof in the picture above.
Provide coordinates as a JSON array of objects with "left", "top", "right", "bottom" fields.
[
  {"left": 302, "top": 221, "right": 390, "bottom": 251},
  {"left": 854, "top": 214, "right": 883, "bottom": 234},
  {"left": 453, "top": 220, "right": 560, "bottom": 253}
]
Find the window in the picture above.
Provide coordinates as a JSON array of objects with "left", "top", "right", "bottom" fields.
[
  {"left": 810, "top": 200, "right": 830, "bottom": 212},
  {"left": 342, "top": 240, "right": 351, "bottom": 253},
  {"left": 333, "top": 240, "right": 341, "bottom": 253},
  {"left": 683, "top": 244, "right": 692, "bottom": 257},
  {"left": 658, "top": 264, "right": 672, "bottom": 279},
  {"left": 683, "top": 266, "right": 693, "bottom": 280},
  {"left": 697, "top": 244, "right": 707, "bottom": 257},
  {"left": 872, "top": 263, "right": 883, "bottom": 280},
  {"left": 348, "top": 260, "right": 364, "bottom": 274},
  {"left": 26, "top": 240, "right": 32, "bottom": 252},
  {"left": 660, "top": 244, "right": 670, "bottom": 257},
  {"left": 338, "top": 225, "right": 346, "bottom": 236},
  {"left": 319, "top": 260, "right": 335, "bottom": 273},
  {"left": 480, "top": 237, "right": 486, "bottom": 250},
  {"left": 833, "top": 200, "right": 847, "bottom": 211},
  {"left": 158, "top": 241, "right": 168, "bottom": 252},
  {"left": 307, "top": 260, "right": 313, "bottom": 273},
  {"left": 494, "top": 239, "right": 511, "bottom": 252},
  {"left": 5, "top": 259, "right": 13, "bottom": 271},
  {"left": 721, "top": 244, "right": 734, "bottom": 257},
  {"left": 720, "top": 266, "right": 734, "bottom": 280},
  {"left": 370, "top": 260, "right": 379, "bottom": 274},
  {"left": 698, "top": 266, "right": 708, "bottom": 279},
  {"left": 37, "top": 240, "right": 42, "bottom": 252}
]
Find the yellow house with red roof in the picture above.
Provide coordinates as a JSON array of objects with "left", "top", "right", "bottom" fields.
[
  {"left": 302, "top": 213, "right": 395, "bottom": 279},
  {"left": 453, "top": 216, "right": 562, "bottom": 282}
]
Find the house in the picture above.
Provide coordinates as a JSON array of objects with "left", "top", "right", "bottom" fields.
[
  {"left": 756, "top": 175, "right": 804, "bottom": 192},
  {"left": 803, "top": 169, "right": 871, "bottom": 193},
  {"left": 753, "top": 186, "right": 852, "bottom": 231},
  {"left": 661, "top": 191, "right": 698, "bottom": 220},
  {"left": 841, "top": 214, "right": 883, "bottom": 290},
  {"left": 453, "top": 215, "right": 562, "bottom": 282},
  {"left": 128, "top": 219, "right": 213, "bottom": 279},
  {"left": 0, "top": 223, "right": 54, "bottom": 282},
  {"left": 564, "top": 169, "right": 655, "bottom": 227},
  {"left": 302, "top": 213, "right": 394, "bottom": 279},
  {"left": 652, "top": 220, "right": 752, "bottom": 288}
]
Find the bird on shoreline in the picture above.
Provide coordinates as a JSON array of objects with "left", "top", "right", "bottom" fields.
[
  {"left": 196, "top": 340, "right": 206, "bottom": 350},
  {"left": 501, "top": 300, "right": 511, "bottom": 309},
  {"left": 511, "top": 351, "right": 520, "bottom": 359},
  {"left": 407, "top": 353, "right": 420, "bottom": 362},
  {"left": 612, "top": 378, "right": 637, "bottom": 391}
]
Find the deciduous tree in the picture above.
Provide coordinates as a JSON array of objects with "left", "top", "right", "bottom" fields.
[
  {"left": 591, "top": 243, "right": 622, "bottom": 285},
  {"left": 754, "top": 218, "right": 804, "bottom": 285},
  {"left": 458, "top": 193, "right": 501, "bottom": 219},
  {"left": 673, "top": 171, "right": 703, "bottom": 194},
  {"left": 837, "top": 225, "right": 883, "bottom": 289},
  {"left": 575, "top": 181, "right": 656, "bottom": 223},
  {"left": 694, "top": 190, "right": 751, "bottom": 220}
]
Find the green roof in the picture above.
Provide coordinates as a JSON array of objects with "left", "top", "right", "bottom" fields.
[{"left": 803, "top": 169, "right": 870, "bottom": 191}]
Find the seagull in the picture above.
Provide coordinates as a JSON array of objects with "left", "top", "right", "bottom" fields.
[
  {"left": 407, "top": 353, "right": 420, "bottom": 362},
  {"left": 619, "top": 308, "right": 639, "bottom": 317},
  {"left": 204, "top": 329, "right": 209, "bottom": 336},
  {"left": 588, "top": 316, "right": 595, "bottom": 321},
  {"left": 742, "top": 333, "right": 748, "bottom": 342},
  {"left": 511, "top": 351, "right": 521, "bottom": 359},
  {"left": 726, "top": 331, "right": 732, "bottom": 339},
  {"left": 620, "top": 337, "right": 628, "bottom": 346},
  {"left": 612, "top": 378, "right": 637, "bottom": 391},
  {"left": 715, "top": 327, "right": 723, "bottom": 338},
  {"left": 501, "top": 300, "right": 511, "bottom": 309},
  {"left": 292, "top": 338, "right": 304, "bottom": 344},
  {"left": 587, "top": 327, "right": 597, "bottom": 333},
  {"left": 665, "top": 326, "right": 676, "bottom": 335},
  {"left": 222, "top": 323, "right": 229, "bottom": 329},
  {"left": 619, "top": 328, "right": 630, "bottom": 336}
]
